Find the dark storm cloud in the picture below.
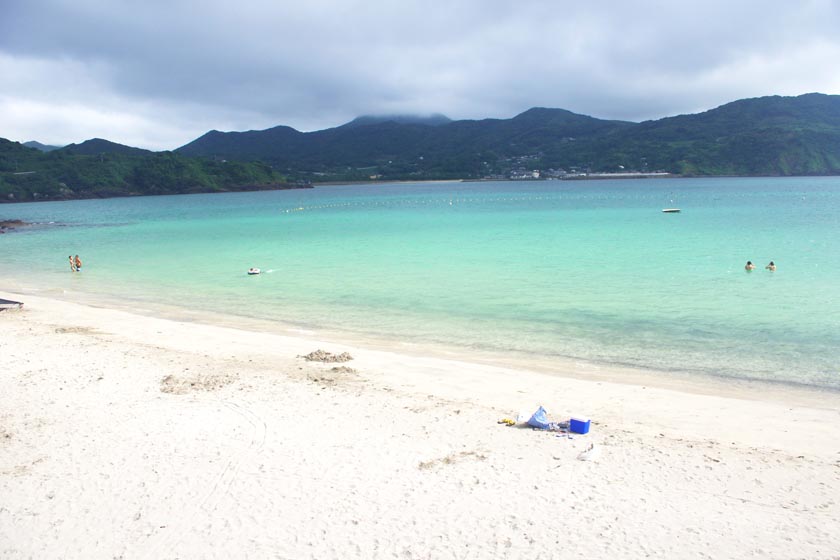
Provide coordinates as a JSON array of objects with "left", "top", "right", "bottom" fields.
[{"left": 2, "top": 0, "right": 840, "bottom": 149}]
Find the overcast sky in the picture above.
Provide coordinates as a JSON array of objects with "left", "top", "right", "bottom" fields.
[{"left": 2, "top": 0, "right": 840, "bottom": 150}]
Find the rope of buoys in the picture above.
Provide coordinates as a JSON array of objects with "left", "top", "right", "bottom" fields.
[{"left": 279, "top": 193, "right": 581, "bottom": 214}]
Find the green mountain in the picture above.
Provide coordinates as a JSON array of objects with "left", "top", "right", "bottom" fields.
[
  {"left": 0, "top": 138, "right": 291, "bottom": 203},
  {"left": 178, "top": 107, "right": 633, "bottom": 180},
  {"left": 23, "top": 140, "right": 62, "bottom": 152},
  {"left": 177, "top": 93, "right": 840, "bottom": 180},
  {"left": 5, "top": 93, "right": 840, "bottom": 203},
  {"left": 584, "top": 93, "right": 840, "bottom": 175},
  {"left": 60, "top": 138, "right": 153, "bottom": 157}
]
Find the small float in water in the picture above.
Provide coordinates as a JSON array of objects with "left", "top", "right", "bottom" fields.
[{"left": 247, "top": 267, "right": 261, "bottom": 275}]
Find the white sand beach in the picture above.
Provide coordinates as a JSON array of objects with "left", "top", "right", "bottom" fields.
[{"left": 1, "top": 290, "right": 839, "bottom": 559}]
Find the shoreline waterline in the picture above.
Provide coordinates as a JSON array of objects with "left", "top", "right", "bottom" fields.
[{"left": 3, "top": 286, "right": 835, "bottom": 409}]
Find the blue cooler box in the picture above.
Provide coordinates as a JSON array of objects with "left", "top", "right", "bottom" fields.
[{"left": 569, "top": 417, "right": 591, "bottom": 434}]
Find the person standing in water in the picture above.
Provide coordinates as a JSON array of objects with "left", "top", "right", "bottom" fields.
[
  {"left": 745, "top": 261, "right": 755, "bottom": 271},
  {"left": 766, "top": 261, "right": 776, "bottom": 271},
  {"left": 74, "top": 255, "right": 82, "bottom": 271},
  {"left": 68, "top": 256, "right": 76, "bottom": 272}
]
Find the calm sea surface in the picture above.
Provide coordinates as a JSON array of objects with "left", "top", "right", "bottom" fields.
[{"left": 2, "top": 177, "right": 839, "bottom": 388}]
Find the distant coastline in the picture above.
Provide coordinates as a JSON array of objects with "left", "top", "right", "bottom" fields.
[
  {"left": 0, "top": 181, "right": 312, "bottom": 205},
  {"left": 7, "top": 171, "right": 840, "bottom": 204}
]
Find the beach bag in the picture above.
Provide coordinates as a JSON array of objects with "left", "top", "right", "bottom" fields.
[{"left": 527, "top": 406, "right": 550, "bottom": 429}]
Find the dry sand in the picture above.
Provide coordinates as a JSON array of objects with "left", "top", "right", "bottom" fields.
[{"left": 1, "top": 290, "right": 839, "bottom": 559}]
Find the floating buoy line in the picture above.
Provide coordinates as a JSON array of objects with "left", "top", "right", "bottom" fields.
[
  {"left": 278, "top": 192, "right": 688, "bottom": 215},
  {"left": 280, "top": 195, "right": 560, "bottom": 214}
]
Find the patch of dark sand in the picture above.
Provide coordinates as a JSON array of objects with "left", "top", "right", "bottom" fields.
[
  {"left": 307, "top": 365, "right": 359, "bottom": 387},
  {"left": 55, "top": 326, "right": 103, "bottom": 335},
  {"left": 160, "top": 372, "right": 236, "bottom": 394},
  {"left": 300, "top": 349, "right": 353, "bottom": 363},
  {"left": 418, "top": 450, "right": 488, "bottom": 470}
]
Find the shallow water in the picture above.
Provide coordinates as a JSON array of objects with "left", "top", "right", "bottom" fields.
[{"left": 2, "top": 177, "right": 839, "bottom": 388}]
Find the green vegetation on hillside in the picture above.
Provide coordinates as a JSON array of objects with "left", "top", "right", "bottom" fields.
[
  {"left": 178, "top": 93, "right": 840, "bottom": 181},
  {"left": 6, "top": 93, "right": 840, "bottom": 201},
  {"left": 0, "top": 139, "right": 291, "bottom": 203}
]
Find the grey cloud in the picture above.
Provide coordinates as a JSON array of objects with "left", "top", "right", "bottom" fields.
[{"left": 2, "top": 0, "right": 840, "bottom": 149}]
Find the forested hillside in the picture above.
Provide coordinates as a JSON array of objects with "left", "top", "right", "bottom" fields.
[
  {"left": 6, "top": 93, "right": 840, "bottom": 202},
  {"left": 178, "top": 93, "right": 840, "bottom": 181},
  {"left": 0, "top": 139, "right": 290, "bottom": 203}
]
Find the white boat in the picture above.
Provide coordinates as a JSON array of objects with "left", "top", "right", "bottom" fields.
[{"left": 247, "top": 267, "right": 261, "bottom": 275}]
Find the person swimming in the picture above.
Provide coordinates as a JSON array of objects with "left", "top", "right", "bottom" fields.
[
  {"left": 765, "top": 261, "right": 776, "bottom": 271},
  {"left": 745, "top": 261, "right": 755, "bottom": 271}
]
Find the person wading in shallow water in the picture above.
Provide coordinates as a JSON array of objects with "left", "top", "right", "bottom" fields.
[
  {"left": 74, "top": 255, "right": 82, "bottom": 271},
  {"left": 745, "top": 260, "right": 756, "bottom": 271},
  {"left": 68, "top": 256, "right": 76, "bottom": 272}
]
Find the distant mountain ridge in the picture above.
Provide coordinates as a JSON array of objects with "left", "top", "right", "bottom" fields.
[
  {"left": 60, "top": 138, "right": 153, "bottom": 156},
  {"left": 342, "top": 114, "right": 453, "bottom": 128},
  {"left": 177, "top": 105, "right": 634, "bottom": 179},
  {"left": 23, "top": 140, "right": 62, "bottom": 152},
  {"left": 176, "top": 93, "right": 840, "bottom": 179},
  {"left": 5, "top": 93, "right": 840, "bottom": 202}
]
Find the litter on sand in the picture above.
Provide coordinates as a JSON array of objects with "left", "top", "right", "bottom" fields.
[
  {"left": 502, "top": 406, "right": 591, "bottom": 435},
  {"left": 577, "top": 443, "right": 600, "bottom": 461},
  {"left": 526, "top": 406, "right": 578, "bottom": 432},
  {"left": 0, "top": 298, "right": 23, "bottom": 311},
  {"left": 569, "top": 417, "right": 591, "bottom": 434},
  {"left": 527, "top": 406, "right": 551, "bottom": 429}
]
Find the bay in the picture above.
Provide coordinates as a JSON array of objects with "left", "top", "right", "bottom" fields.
[{"left": 2, "top": 177, "right": 838, "bottom": 388}]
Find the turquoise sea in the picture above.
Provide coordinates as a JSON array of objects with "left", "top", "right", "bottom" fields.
[{"left": 2, "top": 177, "right": 839, "bottom": 389}]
